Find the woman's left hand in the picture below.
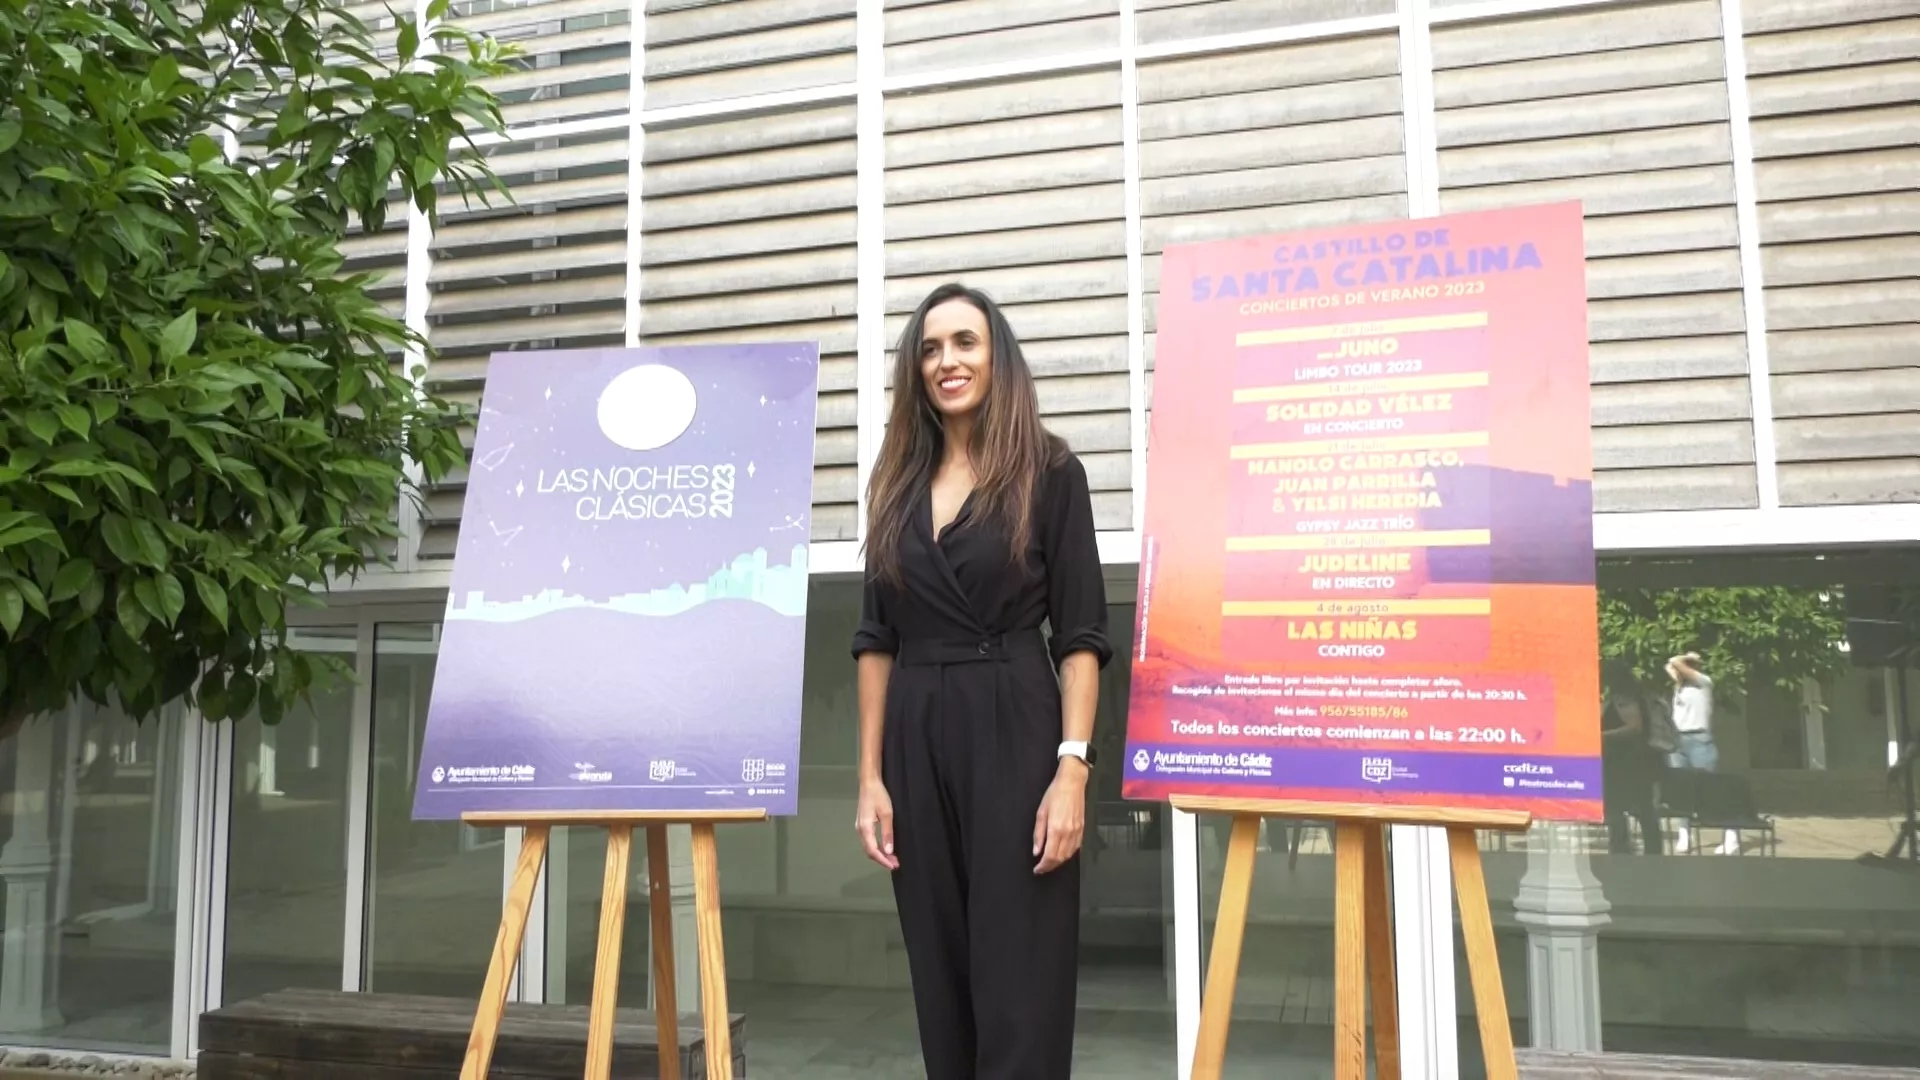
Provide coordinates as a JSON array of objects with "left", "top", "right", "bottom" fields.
[{"left": 1033, "top": 762, "right": 1088, "bottom": 874}]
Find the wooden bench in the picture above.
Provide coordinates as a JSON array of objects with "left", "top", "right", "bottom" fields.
[
  {"left": 197, "top": 989, "right": 745, "bottom": 1078},
  {"left": 1519, "top": 1050, "right": 1920, "bottom": 1078}
]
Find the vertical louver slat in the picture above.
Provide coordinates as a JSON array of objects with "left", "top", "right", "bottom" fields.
[
  {"left": 637, "top": 104, "right": 860, "bottom": 542},
  {"left": 884, "top": 71, "right": 1133, "bottom": 530},
  {"left": 419, "top": 0, "right": 635, "bottom": 562},
  {"left": 1744, "top": 0, "right": 1920, "bottom": 506},
  {"left": 1434, "top": 0, "right": 1760, "bottom": 513}
]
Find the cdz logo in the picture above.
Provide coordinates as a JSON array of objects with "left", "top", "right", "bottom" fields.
[
  {"left": 648, "top": 759, "right": 676, "bottom": 783},
  {"left": 1360, "top": 757, "right": 1396, "bottom": 784},
  {"left": 741, "top": 759, "right": 767, "bottom": 783}
]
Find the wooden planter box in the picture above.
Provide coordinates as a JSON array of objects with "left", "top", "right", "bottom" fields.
[{"left": 197, "top": 990, "right": 745, "bottom": 1079}]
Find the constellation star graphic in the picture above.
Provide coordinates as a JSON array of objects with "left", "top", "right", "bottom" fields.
[
  {"left": 473, "top": 443, "right": 515, "bottom": 472},
  {"left": 489, "top": 520, "right": 524, "bottom": 545}
]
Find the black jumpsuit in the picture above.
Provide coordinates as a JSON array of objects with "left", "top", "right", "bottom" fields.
[{"left": 851, "top": 452, "right": 1112, "bottom": 1079}]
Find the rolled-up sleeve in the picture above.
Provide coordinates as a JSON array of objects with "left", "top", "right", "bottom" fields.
[
  {"left": 1043, "top": 454, "right": 1113, "bottom": 670},
  {"left": 850, "top": 571, "right": 899, "bottom": 659}
]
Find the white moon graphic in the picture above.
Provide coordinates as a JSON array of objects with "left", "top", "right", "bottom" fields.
[{"left": 596, "top": 364, "right": 697, "bottom": 451}]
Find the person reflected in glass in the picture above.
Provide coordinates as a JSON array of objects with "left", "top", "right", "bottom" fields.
[
  {"left": 850, "top": 283, "right": 1112, "bottom": 1078},
  {"left": 1666, "top": 650, "right": 1737, "bottom": 853},
  {"left": 1601, "top": 660, "right": 1663, "bottom": 855}
]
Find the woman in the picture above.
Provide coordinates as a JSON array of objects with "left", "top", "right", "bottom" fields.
[{"left": 851, "top": 283, "right": 1111, "bottom": 1077}]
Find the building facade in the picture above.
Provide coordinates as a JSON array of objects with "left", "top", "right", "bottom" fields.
[{"left": 1, "top": 0, "right": 1917, "bottom": 1074}]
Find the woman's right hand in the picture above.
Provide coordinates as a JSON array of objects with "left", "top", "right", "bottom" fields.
[{"left": 855, "top": 776, "right": 899, "bottom": 871}]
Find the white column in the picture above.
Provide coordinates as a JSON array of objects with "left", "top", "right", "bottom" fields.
[
  {"left": 1888, "top": 667, "right": 1905, "bottom": 770},
  {"left": 1800, "top": 677, "right": 1827, "bottom": 771},
  {"left": 0, "top": 715, "right": 65, "bottom": 1032},
  {"left": 258, "top": 722, "right": 281, "bottom": 796},
  {"left": 1512, "top": 822, "right": 1610, "bottom": 1051},
  {"left": 668, "top": 825, "right": 700, "bottom": 1019},
  {"left": 1392, "top": 825, "right": 1460, "bottom": 1080}
]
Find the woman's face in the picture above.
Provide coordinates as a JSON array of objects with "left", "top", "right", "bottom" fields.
[{"left": 918, "top": 298, "right": 992, "bottom": 420}]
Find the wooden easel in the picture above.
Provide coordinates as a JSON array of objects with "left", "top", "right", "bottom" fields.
[
  {"left": 456, "top": 809, "right": 767, "bottom": 1080},
  {"left": 1171, "top": 796, "right": 1532, "bottom": 1080}
]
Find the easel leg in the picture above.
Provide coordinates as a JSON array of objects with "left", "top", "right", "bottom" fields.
[
  {"left": 1447, "top": 827, "right": 1517, "bottom": 1080},
  {"left": 1333, "top": 822, "right": 1367, "bottom": 1080},
  {"left": 1191, "top": 814, "right": 1259, "bottom": 1080},
  {"left": 461, "top": 824, "right": 550, "bottom": 1080},
  {"left": 646, "top": 825, "right": 682, "bottom": 1080},
  {"left": 689, "top": 823, "right": 733, "bottom": 1080},
  {"left": 585, "top": 824, "right": 633, "bottom": 1080},
  {"left": 1363, "top": 823, "right": 1401, "bottom": 1080}
]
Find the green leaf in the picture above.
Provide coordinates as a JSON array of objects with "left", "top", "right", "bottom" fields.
[
  {"left": 149, "top": 54, "right": 180, "bottom": 92},
  {"left": 101, "top": 514, "right": 144, "bottom": 567},
  {"left": 55, "top": 403, "right": 91, "bottom": 438},
  {"left": 189, "top": 133, "right": 222, "bottom": 165},
  {"left": 117, "top": 582, "right": 152, "bottom": 640},
  {"left": 133, "top": 519, "right": 169, "bottom": 567},
  {"left": 24, "top": 412, "right": 59, "bottom": 444},
  {"left": 134, "top": 577, "right": 165, "bottom": 624},
  {"left": 0, "top": 583, "right": 23, "bottom": 637},
  {"left": 51, "top": 44, "right": 84, "bottom": 71},
  {"left": 64, "top": 319, "right": 111, "bottom": 363},
  {"left": 0, "top": 524, "right": 56, "bottom": 550},
  {"left": 13, "top": 576, "right": 48, "bottom": 618},
  {"left": 0, "top": 120, "right": 21, "bottom": 155},
  {"left": 79, "top": 249, "right": 108, "bottom": 298},
  {"left": 159, "top": 311, "right": 197, "bottom": 364},
  {"left": 51, "top": 559, "right": 95, "bottom": 603},
  {"left": 193, "top": 572, "right": 230, "bottom": 628},
  {"left": 156, "top": 573, "right": 186, "bottom": 626},
  {"left": 397, "top": 20, "right": 420, "bottom": 61}
]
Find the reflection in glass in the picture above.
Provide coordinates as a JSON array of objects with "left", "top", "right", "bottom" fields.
[
  {"left": 1454, "top": 553, "right": 1920, "bottom": 1074},
  {"left": 365, "top": 623, "right": 500, "bottom": 995},
  {"left": 0, "top": 701, "right": 184, "bottom": 1052},
  {"left": 222, "top": 626, "right": 358, "bottom": 1005}
]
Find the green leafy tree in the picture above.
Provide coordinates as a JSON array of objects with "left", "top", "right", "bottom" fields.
[
  {"left": 1599, "top": 585, "right": 1849, "bottom": 704},
  {"left": 1, "top": 0, "right": 512, "bottom": 734}
]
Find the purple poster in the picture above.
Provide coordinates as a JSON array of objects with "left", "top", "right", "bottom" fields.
[{"left": 411, "top": 344, "right": 820, "bottom": 820}]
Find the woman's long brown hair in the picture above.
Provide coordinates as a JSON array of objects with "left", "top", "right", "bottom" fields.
[{"left": 863, "top": 283, "right": 1064, "bottom": 586}]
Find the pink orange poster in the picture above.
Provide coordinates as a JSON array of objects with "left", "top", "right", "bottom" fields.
[{"left": 1122, "top": 202, "right": 1602, "bottom": 822}]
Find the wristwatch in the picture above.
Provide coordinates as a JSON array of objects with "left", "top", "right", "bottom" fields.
[{"left": 1058, "top": 740, "right": 1097, "bottom": 768}]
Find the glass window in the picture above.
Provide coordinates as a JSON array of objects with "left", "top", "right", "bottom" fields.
[
  {"left": 221, "top": 627, "right": 359, "bottom": 1004},
  {"left": 1448, "top": 551, "right": 1920, "bottom": 1073},
  {"left": 365, "top": 623, "right": 502, "bottom": 995},
  {"left": 0, "top": 700, "right": 185, "bottom": 1053},
  {"left": 665, "top": 579, "right": 1178, "bottom": 1076},
  {"left": 1196, "top": 808, "right": 1343, "bottom": 1074}
]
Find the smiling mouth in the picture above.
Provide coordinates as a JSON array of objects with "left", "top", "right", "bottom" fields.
[{"left": 938, "top": 376, "right": 971, "bottom": 392}]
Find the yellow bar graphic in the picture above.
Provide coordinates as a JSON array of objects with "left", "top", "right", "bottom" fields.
[
  {"left": 1223, "top": 599, "right": 1493, "bottom": 618},
  {"left": 1227, "top": 530, "right": 1492, "bottom": 552},
  {"left": 1237, "top": 312, "right": 1489, "bottom": 347},
  {"left": 1233, "top": 372, "right": 1490, "bottom": 404},
  {"left": 1231, "top": 431, "right": 1489, "bottom": 459}
]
